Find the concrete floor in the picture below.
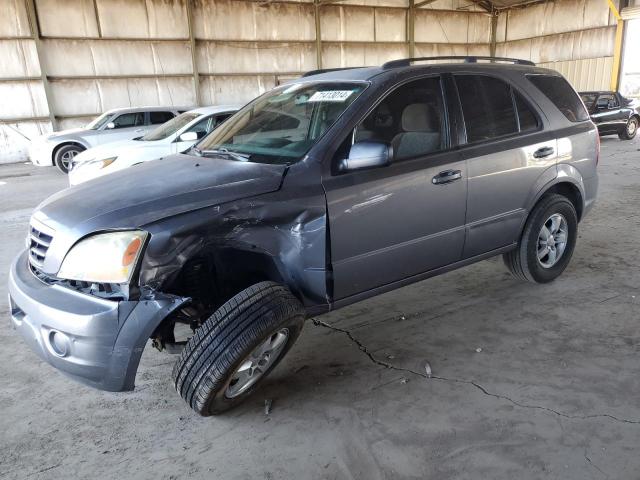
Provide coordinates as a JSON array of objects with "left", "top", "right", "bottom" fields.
[{"left": 1, "top": 136, "right": 639, "bottom": 480}]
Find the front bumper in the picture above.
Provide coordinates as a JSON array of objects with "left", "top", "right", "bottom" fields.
[
  {"left": 28, "top": 142, "right": 55, "bottom": 167},
  {"left": 8, "top": 250, "right": 187, "bottom": 391}
]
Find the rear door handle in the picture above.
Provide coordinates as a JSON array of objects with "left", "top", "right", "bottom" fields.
[
  {"left": 432, "top": 169, "right": 462, "bottom": 185},
  {"left": 533, "top": 146, "right": 555, "bottom": 158}
]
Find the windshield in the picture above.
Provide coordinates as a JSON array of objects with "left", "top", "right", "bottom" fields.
[
  {"left": 580, "top": 93, "right": 598, "bottom": 110},
  {"left": 195, "top": 82, "right": 366, "bottom": 165},
  {"left": 141, "top": 112, "right": 202, "bottom": 141},
  {"left": 87, "top": 112, "right": 114, "bottom": 130}
]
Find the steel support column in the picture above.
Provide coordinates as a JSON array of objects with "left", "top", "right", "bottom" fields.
[
  {"left": 407, "top": 0, "right": 415, "bottom": 57},
  {"left": 607, "top": 0, "right": 625, "bottom": 91},
  {"left": 186, "top": 0, "right": 201, "bottom": 106},
  {"left": 314, "top": 0, "right": 323, "bottom": 69},
  {"left": 490, "top": 9, "right": 498, "bottom": 57},
  {"left": 25, "top": 0, "right": 57, "bottom": 130}
]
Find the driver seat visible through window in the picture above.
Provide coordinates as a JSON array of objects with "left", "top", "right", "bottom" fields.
[{"left": 392, "top": 103, "right": 441, "bottom": 160}]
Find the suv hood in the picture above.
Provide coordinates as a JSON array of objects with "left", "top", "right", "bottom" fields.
[{"left": 35, "top": 153, "right": 287, "bottom": 237}]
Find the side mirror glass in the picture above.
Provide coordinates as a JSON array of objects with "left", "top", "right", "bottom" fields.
[
  {"left": 178, "top": 131, "right": 198, "bottom": 142},
  {"left": 106, "top": 122, "right": 115, "bottom": 129},
  {"left": 339, "top": 141, "right": 392, "bottom": 172}
]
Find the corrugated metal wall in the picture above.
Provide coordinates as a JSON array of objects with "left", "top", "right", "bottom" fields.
[
  {"left": 0, "top": 0, "right": 492, "bottom": 164},
  {"left": 496, "top": 0, "right": 617, "bottom": 90},
  {"left": 0, "top": 0, "right": 620, "bottom": 164}
]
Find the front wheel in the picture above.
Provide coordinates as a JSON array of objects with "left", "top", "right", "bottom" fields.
[
  {"left": 619, "top": 117, "right": 638, "bottom": 140},
  {"left": 54, "top": 145, "right": 84, "bottom": 173},
  {"left": 172, "top": 281, "right": 305, "bottom": 415},
  {"left": 503, "top": 194, "right": 578, "bottom": 283}
]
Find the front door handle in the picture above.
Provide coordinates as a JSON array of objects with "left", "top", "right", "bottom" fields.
[
  {"left": 533, "top": 146, "right": 555, "bottom": 158},
  {"left": 432, "top": 169, "right": 462, "bottom": 185}
]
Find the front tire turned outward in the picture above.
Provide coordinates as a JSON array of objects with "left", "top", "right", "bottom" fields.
[
  {"left": 618, "top": 117, "right": 638, "bottom": 140},
  {"left": 172, "top": 281, "right": 305, "bottom": 416},
  {"left": 503, "top": 194, "right": 578, "bottom": 283},
  {"left": 54, "top": 144, "right": 84, "bottom": 174}
]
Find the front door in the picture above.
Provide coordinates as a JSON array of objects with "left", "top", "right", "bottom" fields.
[
  {"left": 97, "top": 111, "right": 146, "bottom": 144},
  {"left": 323, "top": 76, "right": 467, "bottom": 300}
]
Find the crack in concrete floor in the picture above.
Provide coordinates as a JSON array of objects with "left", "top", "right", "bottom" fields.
[{"left": 312, "top": 319, "right": 640, "bottom": 426}]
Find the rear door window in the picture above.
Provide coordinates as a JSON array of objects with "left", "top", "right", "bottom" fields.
[
  {"left": 149, "top": 111, "right": 176, "bottom": 125},
  {"left": 514, "top": 91, "right": 538, "bottom": 132},
  {"left": 455, "top": 75, "right": 518, "bottom": 142},
  {"left": 527, "top": 75, "right": 589, "bottom": 122}
]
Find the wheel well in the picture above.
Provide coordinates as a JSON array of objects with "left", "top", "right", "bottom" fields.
[
  {"left": 542, "top": 182, "right": 583, "bottom": 221},
  {"left": 163, "top": 249, "right": 286, "bottom": 313},
  {"left": 52, "top": 142, "right": 86, "bottom": 164}
]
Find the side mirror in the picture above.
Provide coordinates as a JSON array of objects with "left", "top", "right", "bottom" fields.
[
  {"left": 338, "top": 141, "right": 392, "bottom": 172},
  {"left": 106, "top": 122, "right": 115, "bottom": 129},
  {"left": 178, "top": 131, "right": 198, "bottom": 142}
]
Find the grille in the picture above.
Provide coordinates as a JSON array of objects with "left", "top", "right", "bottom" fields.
[{"left": 28, "top": 225, "right": 53, "bottom": 268}]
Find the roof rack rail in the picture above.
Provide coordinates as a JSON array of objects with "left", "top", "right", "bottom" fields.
[
  {"left": 302, "top": 67, "right": 365, "bottom": 77},
  {"left": 382, "top": 56, "right": 536, "bottom": 69}
]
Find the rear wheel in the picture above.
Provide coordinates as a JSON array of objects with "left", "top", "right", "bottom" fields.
[
  {"left": 54, "top": 144, "right": 84, "bottom": 173},
  {"left": 503, "top": 194, "right": 578, "bottom": 283},
  {"left": 619, "top": 117, "right": 638, "bottom": 140},
  {"left": 172, "top": 281, "right": 305, "bottom": 415}
]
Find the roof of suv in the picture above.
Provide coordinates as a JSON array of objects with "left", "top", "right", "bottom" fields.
[{"left": 299, "top": 60, "right": 557, "bottom": 83}]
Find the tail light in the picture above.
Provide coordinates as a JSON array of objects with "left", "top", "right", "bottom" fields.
[{"left": 595, "top": 131, "right": 600, "bottom": 166}]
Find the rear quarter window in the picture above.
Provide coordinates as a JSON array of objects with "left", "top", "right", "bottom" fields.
[{"left": 527, "top": 75, "right": 589, "bottom": 122}]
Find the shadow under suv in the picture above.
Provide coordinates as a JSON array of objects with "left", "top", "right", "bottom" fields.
[{"left": 8, "top": 57, "right": 598, "bottom": 415}]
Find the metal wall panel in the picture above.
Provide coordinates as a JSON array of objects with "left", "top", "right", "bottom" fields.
[
  {"left": 321, "top": 43, "right": 408, "bottom": 68},
  {"left": 0, "top": 39, "right": 40, "bottom": 77},
  {"left": 41, "top": 39, "right": 193, "bottom": 76},
  {"left": 36, "top": 0, "right": 99, "bottom": 37},
  {"left": 199, "top": 74, "right": 277, "bottom": 105},
  {"left": 50, "top": 77, "right": 195, "bottom": 116},
  {"left": 415, "top": 42, "right": 490, "bottom": 56},
  {"left": 197, "top": 41, "right": 316, "bottom": 74},
  {"left": 0, "top": 121, "right": 50, "bottom": 163},
  {"left": 95, "top": 0, "right": 189, "bottom": 38},
  {"left": 0, "top": 0, "right": 31, "bottom": 36},
  {"left": 194, "top": 0, "right": 315, "bottom": 41},
  {"left": 539, "top": 57, "right": 613, "bottom": 91},
  {"left": 0, "top": 80, "right": 49, "bottom": 117},
  {"left": 414, "top": 9, "right": 490, "bottom": 43}
]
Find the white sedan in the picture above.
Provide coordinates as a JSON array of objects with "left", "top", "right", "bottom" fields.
[{"left": 68, "top": 105, "right": 239, "bottom": 186}]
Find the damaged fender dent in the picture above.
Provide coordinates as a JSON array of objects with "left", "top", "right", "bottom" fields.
[{"left": 138, "top": 184, "right": 330, "bottom": 310}]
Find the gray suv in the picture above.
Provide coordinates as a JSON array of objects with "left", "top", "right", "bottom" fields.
[{"left": 8, "top": 57, "right": 598, "bottom": 416}]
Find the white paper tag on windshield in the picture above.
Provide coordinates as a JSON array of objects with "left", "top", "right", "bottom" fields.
[{"left": 308, "top": 90, "right": 354, "bottom": 102}]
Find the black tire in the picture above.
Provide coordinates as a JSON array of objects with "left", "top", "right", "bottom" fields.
[
  {"left": 54, "top": 144, "right": 84, "bottom": 174},
  {"left": 503, "top": 194, "right": 578, "bottom": 283},
  {"left": 618, "top": 117, "right": 638, "bottom": 140},
  {"left": 172, "top": 281, "right": 305, "bottom": 415}
]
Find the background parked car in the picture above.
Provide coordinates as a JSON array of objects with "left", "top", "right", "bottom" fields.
[
  {"left": 579, "top": 91, "right": 640, "bottom": 140},
  {"left": 29, "top": 106, "right": 188, "bottom": 173},
  {"left": 69, "top": 105, "right": 240, "bottom": 186}
]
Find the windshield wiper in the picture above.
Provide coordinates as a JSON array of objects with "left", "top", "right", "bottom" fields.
[{"left": 198, "top": 148, "right": 251, "bottom": 162}]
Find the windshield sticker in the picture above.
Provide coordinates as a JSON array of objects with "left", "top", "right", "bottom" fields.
[{"left": 308, "top": 90, "right": 354, "bottom": 103}]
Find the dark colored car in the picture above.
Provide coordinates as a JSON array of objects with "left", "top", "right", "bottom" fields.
[
  {"left": 9, "top": 56, "right": 599, "bottom": 416},
  {"left": 579, "top": 91, "right": 639, "bottom": 140}
]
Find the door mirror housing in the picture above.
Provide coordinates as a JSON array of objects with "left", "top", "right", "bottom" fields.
[
  {"left": 106, "top": 122, "right": 115, "bottom": 129},
  {"left": 178, "top": 131, "right": 198, "bottom": 142},
  {"left": 339, "top": 141, "right": 392, "bottom": 172}
]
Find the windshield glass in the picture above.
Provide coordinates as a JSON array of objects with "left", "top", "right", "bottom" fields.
[
  {"left": 580, "top": 93, "right": 598, "bottom": 110},
  {"left": 87, "top": 112, "right": 114, "bottom": 130},
  {"left": 141, "top": 112, "right": 202, "bottom": 141},
  {"left": 195, "top": 82, "right": 366, "bottom": 165}
]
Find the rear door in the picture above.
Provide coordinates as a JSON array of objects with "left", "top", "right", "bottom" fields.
[
  {"left": 454, "top": 74, "right": 557, "bottom": 258},
  {"left": 324, "top": 76, "right": 467, "bottom": 300}
]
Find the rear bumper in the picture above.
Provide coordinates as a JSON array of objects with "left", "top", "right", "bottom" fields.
[{"left": 8, "top": 250, "right": 186, "bottom": 391}]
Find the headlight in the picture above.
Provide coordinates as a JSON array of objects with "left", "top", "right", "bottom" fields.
[
  {"left": 98, "top": 156, "right": 117, "bottom": 169},
  {"left": 58, "top": 231, "right": 147, "bottom": 283}
]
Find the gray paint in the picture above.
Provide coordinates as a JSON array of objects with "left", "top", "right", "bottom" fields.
[{"left": 8, "top": 62, "right": 599, "bottom": 392}]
